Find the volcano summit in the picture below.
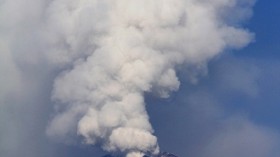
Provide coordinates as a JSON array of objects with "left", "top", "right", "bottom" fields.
[
  {"left": 103, "top": 152, "right": 178, "bottom": 157},
  {"left": 144, "top": 152, "right": 178, "bottom": 157}
]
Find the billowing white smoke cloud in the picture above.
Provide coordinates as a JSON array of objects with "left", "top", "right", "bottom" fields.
[
  {"left": 44, "top": 0, "right": 254, "bottom": 156},
  {"left": 0, "top": 0, "right": 255, "bottom": 156}
]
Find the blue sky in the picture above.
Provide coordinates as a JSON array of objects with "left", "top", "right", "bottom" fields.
[
  {"left": 1, "top": 0, "right": 280, "bottom": 157},
  {"left": 146, "top": 1, "right": 280, "bottom": 156},
  {"left": 236, "top": 0, "right": 280, "bottom": 126},
  {"left": 239, "top": 0, "right": 280, "bottom": 58}
]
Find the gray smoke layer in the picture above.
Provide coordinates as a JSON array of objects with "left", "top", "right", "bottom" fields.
[{"left": 0, "top": 0, "right": 255, "bottom": 157}]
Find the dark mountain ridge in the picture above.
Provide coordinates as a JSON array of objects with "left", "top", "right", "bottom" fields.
[
  {"left": 144, "top": 152, "right": 178, "bottom": 157},
  {"left": 102, "top": 152, "right": 178, "bottom": 157}
]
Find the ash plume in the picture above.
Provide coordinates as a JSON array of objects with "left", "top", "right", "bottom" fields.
[
  {"left": 45, "top": 0, "right": 254, "bottom": 156},
  {"left": 0, "top": 0, "right": 255, "bottom": 157}
]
